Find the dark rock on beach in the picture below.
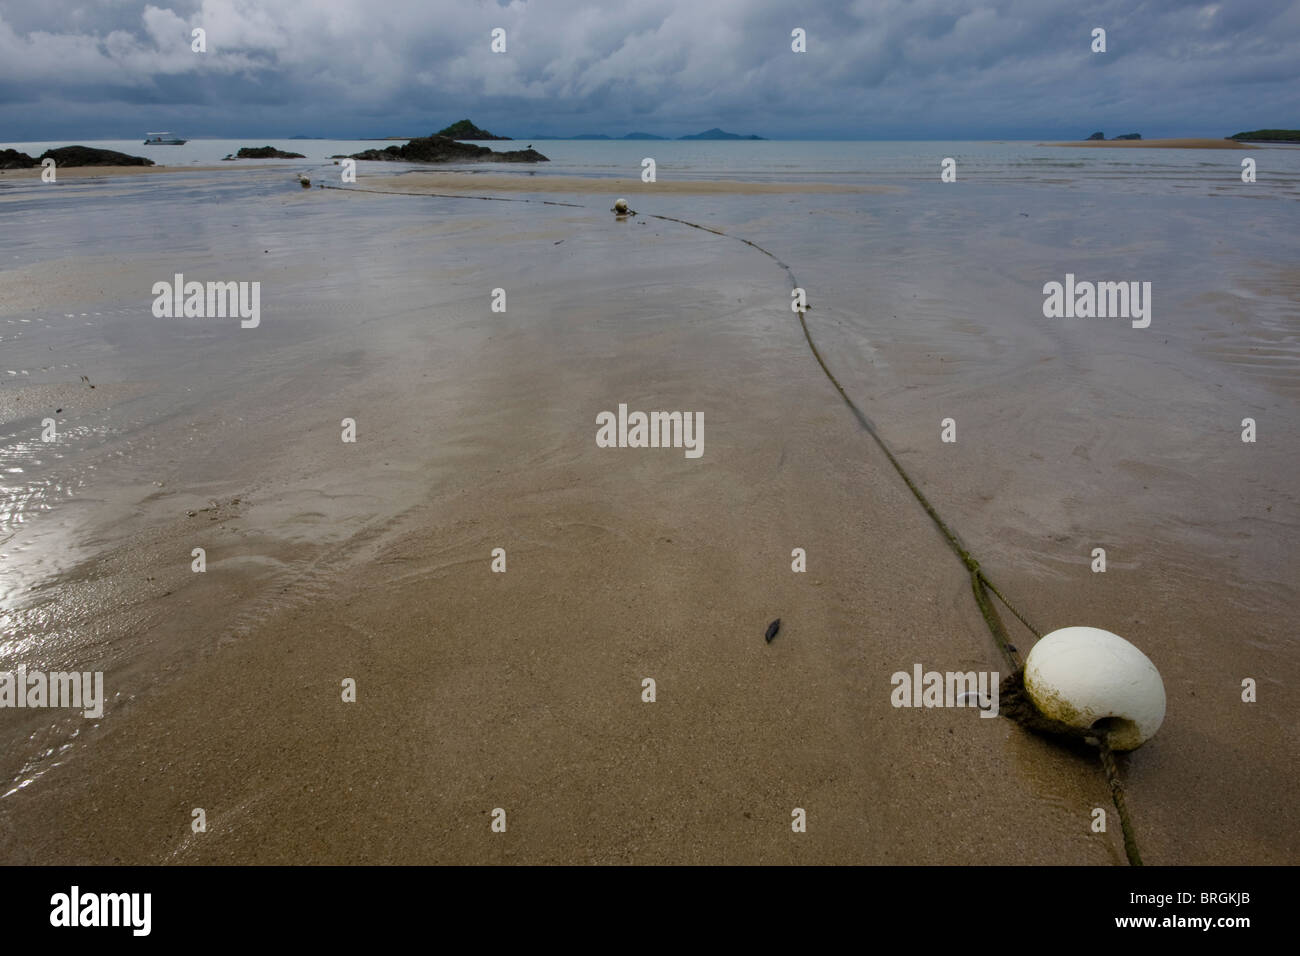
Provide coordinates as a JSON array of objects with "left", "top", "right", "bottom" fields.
[
  {"left": 345, "top": 133, "right": 548, "bottom": 164},
  {"left": 232, "top": 146, "right": 307, "bottom": 159},
  {"left": 38, "top": 145, "right": 153, "bottom": 167},
  {"left": 0, "top": 148, "right": 37, "bottom": 169}
]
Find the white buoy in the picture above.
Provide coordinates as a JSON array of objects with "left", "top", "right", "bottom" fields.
[
  {"left": 613, "top": 198, "right": 629, "bottom": 214},
  {"left": 1023, "top": 626, "right": 1165, "bottom": 751}
]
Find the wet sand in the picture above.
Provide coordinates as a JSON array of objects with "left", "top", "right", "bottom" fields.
[
  {"left": 1, "top": 162, "right": 884, "bottom": 194},
  {"left": 380, "top": 171, "right": 890, "bottom": 195},
  {"left": 0, "top": 225, "right": 1113, "bottom": 864},
  {"left": 1, "top": 167, "right": 1296, "bottom": 864},
  {"left": 0, "top": 164, "right": 235, "bottom": 180}
]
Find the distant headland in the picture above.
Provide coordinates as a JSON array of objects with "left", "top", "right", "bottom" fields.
[
  {"left": 1228, "top": 129, "right": 1300, "bottom": 143},
  {"left": 530, "top": 127, "right": 764, "bottom": 140},
  {"left": 678, "top": 128, "right": 765, "bottom": 140},
  {"left": 365, "top": 119, "right": 766, "bottom": 142},
  {"left": 338, "top": 132, "right": 548, "bottom": 164}
]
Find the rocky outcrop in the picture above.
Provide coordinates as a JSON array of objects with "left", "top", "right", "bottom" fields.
[
  {"left": 342, "top": 134, "right": 548, "bottom": 164},
  {"left": 0, "top": 148, "right": 37, "bottom": 169},
  {"left": 1113, "top": 133, "right": 1142, "bottom": 140},
  {"left": 1229, "top": 129, "right": 1300, "bottom": 143},
  {"left": 231, "top": 146, "right": 307, "bottom": 158},
  {"left": 436, "top": 119, "right": 511, "bottom": 140},
  {"left": 1086, "top": 131, "right": 1105, "bottom": 140},
  {"left": 38, "top": 145, "right": 153, "bottom": 167}
]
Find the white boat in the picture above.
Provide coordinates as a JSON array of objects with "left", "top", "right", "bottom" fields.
[{"left": 143, "top": 132, "right": 187, "bottom": 145}]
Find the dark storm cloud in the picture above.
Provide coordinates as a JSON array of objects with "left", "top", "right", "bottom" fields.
[{"left": 0, "top": 0, "right": 1296, "bottom": 139}]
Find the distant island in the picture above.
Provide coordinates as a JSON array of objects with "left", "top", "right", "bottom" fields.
[
  {"left": 678, "top": 128, "right": 765, "bottom": 140},
  {"left": 527, "top": 132, "right": 667, "bottom": 140},
  {"left": 1086, "top": 131, "right": 1141, "bottom": 140},
  {"left": 437, "top": 119, "right": 511, "bottom": 140},
  {"left": 339, "top": 132, "right": 547, "bottom": 164},
  {"left": 1229, "top": 129, "right": 1300, "bottom": 143},
  {"left": 525, "top": 128, "right": 762, "bottom": 140},
  {"left": 351, "top": 120, "right": 762, "bottom": 142}
]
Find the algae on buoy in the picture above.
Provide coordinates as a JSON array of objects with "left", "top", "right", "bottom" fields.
[{"left": 1023, "top": 626, "right": 1165, "bottom": 751}]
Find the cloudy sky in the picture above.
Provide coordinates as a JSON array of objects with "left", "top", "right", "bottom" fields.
[{"left": 1, "top": 0, "right": 1297, "bottom": 140}]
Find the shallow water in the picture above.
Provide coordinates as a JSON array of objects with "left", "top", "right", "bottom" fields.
[
  {"left": 5, "top": 137, "right": 1300, "bottom": 196},
  {"left": 2, "top": 152, "right": 1297, "bottom": 616}
]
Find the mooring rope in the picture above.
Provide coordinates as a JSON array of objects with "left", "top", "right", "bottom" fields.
[
  {"left": 321, "top": 182, "right": 1145, "bottom": 865},
  {"left": 648, "top": 210, "right": 1144, "bottom": 867},
  {"left": 1097, "top": 736, "right": 1144, "bottom": 866},
  {"left": 319, "top": 181, "right": 586, "bottom": 207},
  {"left": 648, "top": 214, "right": 1039, "bottom": 658}
]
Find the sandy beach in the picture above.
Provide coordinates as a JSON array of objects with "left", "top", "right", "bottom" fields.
[{"left": 1, "top": 158, "right": 1296, "bottom": 865}]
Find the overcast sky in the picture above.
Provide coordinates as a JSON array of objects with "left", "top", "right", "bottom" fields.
[{"left": 1, "top": 0, "right": 1297, "bottom": 140}]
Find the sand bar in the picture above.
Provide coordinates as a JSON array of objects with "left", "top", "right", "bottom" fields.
[
  {"left": 1, "top": 163, "right": 886, "bottom": 194},
  {"left": 1041, "top": 138, "right": 1255, "bottom": 149},
  {"left": 378, "top": 172, "right": 890, "bottom": 195},
  {"left": 0, "top": 164, "right": 245, "bottom": 180}
]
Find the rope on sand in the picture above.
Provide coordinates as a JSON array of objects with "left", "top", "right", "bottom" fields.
[
  {"left": 321, "top": 184, "right": 1146, "bottom": 865},
  {"left": 652, "top": 212, "right": 1147, "bottom": 866}
]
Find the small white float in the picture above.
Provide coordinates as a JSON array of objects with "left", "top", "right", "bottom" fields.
[{"left": 1023, "top": 626, "right": 1166, "bottom": 751}]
